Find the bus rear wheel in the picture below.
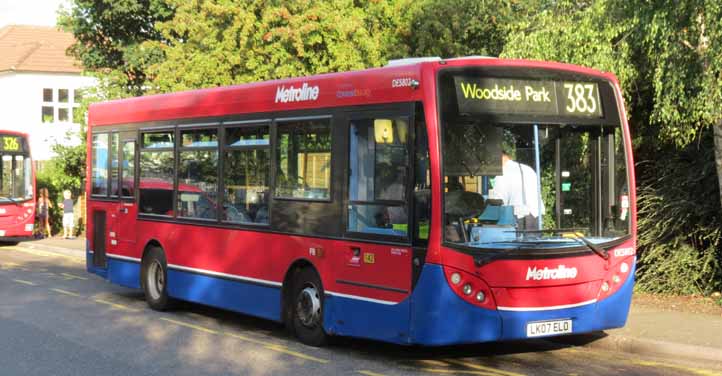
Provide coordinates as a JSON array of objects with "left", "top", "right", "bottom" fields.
[
  {"left": 290, "top": 267, "right": 328, "bottom": 347},
  {"left": 141, "top": 246, "right": 175, "bottom": 311}
]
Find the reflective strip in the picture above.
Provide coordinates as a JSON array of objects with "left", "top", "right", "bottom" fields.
[
  {"left": 106, "top": 253, "right": 141, "bottom": 263},
  {"left": 497, "top": 299, "right": 597, "bottom": 312},
  {"left": 325, "top": 291, "right": 398, "bottom": 306},
  {"left": 167, "top": 263, "right": 282, "bottom": 288}
]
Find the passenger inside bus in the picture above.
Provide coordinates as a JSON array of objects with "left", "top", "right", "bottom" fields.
[{"left": 490, "top": 145, "right": 544, "bottom": 231}]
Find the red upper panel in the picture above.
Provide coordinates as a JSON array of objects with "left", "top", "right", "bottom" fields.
[{"left": 88, "top": 58, "right": 621, "bottom": 127}]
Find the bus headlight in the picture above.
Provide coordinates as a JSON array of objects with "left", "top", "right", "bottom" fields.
[
  {"left": 450, "top": 272, "right": 461, "bottom": 285},
  {"left": 620, "top": 262, "right": 629, "bottom": 274},
  {"left": 601, "top": 281, "right": 610, "bottom": 292},
  {"left": 462, "top": 284, "right": 472, "bottom": 295},
  {"left": 476, "top": 291, "right": 486, "bottom": 302}
]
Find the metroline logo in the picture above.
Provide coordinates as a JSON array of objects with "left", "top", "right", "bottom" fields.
[
  {"left": 526, "top": 265, "right": 578, "bottom": 281},
  {"left": 275, "top": 82, "right": 320, "bottom": 103}
]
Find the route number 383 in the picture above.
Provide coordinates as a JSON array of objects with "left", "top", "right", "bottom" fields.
[{"left": 563, "top": 83, "right": 599, "bottom": 115}]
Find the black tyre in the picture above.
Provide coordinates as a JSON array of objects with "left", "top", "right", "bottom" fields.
[
  {"left": 141, "top": 246, "right": 175, "bottom": 311},
  {"left": 290, "top": 267, "right": 328, "bottom": 346}
]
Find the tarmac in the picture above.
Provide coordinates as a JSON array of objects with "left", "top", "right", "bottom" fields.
[{"left": 14, "top": 236, "right": 722, "bottom": 367}]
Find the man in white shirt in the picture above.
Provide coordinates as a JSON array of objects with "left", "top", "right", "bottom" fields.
[{"left": 491, "top": 151, "right": 544, "bottom": 231}]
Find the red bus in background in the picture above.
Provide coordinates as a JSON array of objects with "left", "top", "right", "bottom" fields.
[
  {"left": 86, "top": 57, "right": 636, "bottom": 346},
  {"left": 0, "top": 131, "right": 35, "bottom": 245}
]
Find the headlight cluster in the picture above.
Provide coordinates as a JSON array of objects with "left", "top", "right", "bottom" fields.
[
  {"left": 599, "top": 259, "right": 633, "bottom": 297},
  {"left": 445, "top": 268, "right": 495, "bottom": 309}
]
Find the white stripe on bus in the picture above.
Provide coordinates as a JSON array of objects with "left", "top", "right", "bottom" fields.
[
  {"left": 105, "top": 254, "right": 401, "bottom": 305},
  {"left": 497, "top": 299, "right": 597, "bottom": 312}
]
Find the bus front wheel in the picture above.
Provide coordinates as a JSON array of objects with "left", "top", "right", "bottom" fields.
[
  {"left": 290, "top": 267, "right": 328, "bottom": 347},
  {"left": 141, "top": 246, "right": 175, "bottom": 311}
]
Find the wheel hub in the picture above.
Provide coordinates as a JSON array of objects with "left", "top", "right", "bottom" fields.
[
  {"left": 147, "top": 260, "right": 164, "bottom": 300},
  {"left": 296, "top": 285, "right": 321, "bottom": 328}
]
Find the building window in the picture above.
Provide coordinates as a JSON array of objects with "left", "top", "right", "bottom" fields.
[{"left": 41, "top": 88, "right": 81, "bottom": 124}]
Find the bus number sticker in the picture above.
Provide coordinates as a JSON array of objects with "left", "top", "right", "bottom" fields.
[{"left": 363, "top": 253, "right": 375, "bottom": 264}]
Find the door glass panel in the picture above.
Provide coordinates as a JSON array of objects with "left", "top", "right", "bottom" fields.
[
  {"left": 110, "top": 133, "right": 120, "bottom": 196},
  {"left": 348, "top": 117, "right": 409, "bottom": 237},
  {"left": 121, "top": 141, "right": 135, "bottom": 198},
  {"left": 91, "top": 133, "right": 109, "bottom": 196}
]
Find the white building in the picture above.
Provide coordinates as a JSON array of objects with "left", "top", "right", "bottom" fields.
[{"left": 0, "top": 25, "right": 96, "bottom": 161}]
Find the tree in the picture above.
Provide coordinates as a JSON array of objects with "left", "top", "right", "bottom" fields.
[
  {"left": 401, "top": 0, "right": 542, "bottom": 59},
  {"left": 500, "top": 0, "right": 722, "bottom": 294},
  {"left": 140, "top": 0, "right": 408, "bottom": 93},
  {"left": 59, "top": 0, "right": 175, "bottom": 96},
  {"left": 613, "top": 0, "right": 722, "bottom": 208}
]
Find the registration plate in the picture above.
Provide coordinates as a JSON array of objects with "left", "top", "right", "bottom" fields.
[{"left": 526, "top": 319, "right": 572, "bottom": 337}]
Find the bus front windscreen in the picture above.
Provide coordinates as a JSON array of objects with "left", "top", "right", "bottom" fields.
[
  {"left": 0, "top": 135, "right": 32, "bottom": 202},
  {"left": 438, "top": 69, "right": 630, "bottom": 251}
]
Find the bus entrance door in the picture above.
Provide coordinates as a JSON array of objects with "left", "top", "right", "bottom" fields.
[{"left": 112, "top": 137, "right": 137, "bottom": 254}]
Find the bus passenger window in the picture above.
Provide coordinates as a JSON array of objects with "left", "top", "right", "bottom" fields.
[
  {"left": 139, "top": 131, "right": 174, "bottom": 216},
  {"left": 275, "top": 119, "right": 331, "bottom": 200},
  {"left": 223, "top": 125, "right": 270, "bottom": 224},
  {"left": 178, "top": 128, "right": 219, "bottom": 220},
  {"left": 347, "top": 117, "right": 409, "bottom": 237}
]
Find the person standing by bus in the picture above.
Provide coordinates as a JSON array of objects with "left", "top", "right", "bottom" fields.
[
  {"left": 37, "top": 188, "right": 52, "bottom": 238},
  {"left": 491, "top": 148, "right": 544, "bottom": 231},
  {"left": 58, "top": 190, "right": 75, "bottom": 239}
]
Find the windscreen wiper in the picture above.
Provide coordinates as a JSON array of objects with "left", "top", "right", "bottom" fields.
[
  {"left": 0, "top": 196, "right": 20, "bottom": 205},
  {"left": 515, "top": 228, "right": 609, "bottom": 260}
]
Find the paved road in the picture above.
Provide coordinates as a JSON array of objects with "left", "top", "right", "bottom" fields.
[{"left": 1, "top": 244, "right": 720, "bottom": 376}]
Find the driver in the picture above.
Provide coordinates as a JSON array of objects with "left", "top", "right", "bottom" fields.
[{"left": 491, "top": 146, "right": 544, "bottom": 231}]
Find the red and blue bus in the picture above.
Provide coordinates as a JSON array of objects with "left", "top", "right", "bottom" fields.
[
  {"left": 0, "top": 131, "right": 35, "bottom": 245},
  {"left": 86, "top": 57, "right": 636, "bottom": 346}
]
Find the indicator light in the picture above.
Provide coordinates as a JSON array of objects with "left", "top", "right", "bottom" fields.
[
  {"left": 620, "top": 262, "right": 629, "bottom": 274},
  {"left": 476, "top": 291, "right": 486, "bottom": 302},
  {"left": 612, "top": 275, "right": 621, "bottom": 284},
  {"left": 601, "top": 281, "right": 610, "bottom": 292},
  {"left": 463, "top": 284, "right": 473, "bottom": 295},
  {"left": 451, "top": 273, "right": 461, "bottom": 285}
]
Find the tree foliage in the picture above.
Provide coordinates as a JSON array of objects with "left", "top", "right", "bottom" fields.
[
  {"left": 58, "top": 0, "right": 175, "bottom": 96},
  {"left": 138, "top": 0, "right": 409, "bottom": 93},
  {"left": 401, "top": 0, "right": 541, "bottom": 58}
]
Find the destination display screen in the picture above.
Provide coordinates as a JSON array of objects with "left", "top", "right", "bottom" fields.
[
  {"left": 0, "top": 135, "right": 26, "bottom": 152},
  {"left": 453, "top": 77, "right": 603, "bottom": 118}
]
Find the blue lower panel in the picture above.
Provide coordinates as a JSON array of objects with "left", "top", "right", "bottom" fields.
[
  {"left": 85, "top": 241, "right": 108, "bottom": 279},
  {"left": 403, "top": 263, "right": 635, "bottom": 345},
  {"left": 167, "top": 269, "right": 281, "bottom": 322},
  {"left": 107, "top": 258, "right": 141, "bottom": 289},
  {"left": 324, "top": 295, "right": 411, "bottom": 344}
]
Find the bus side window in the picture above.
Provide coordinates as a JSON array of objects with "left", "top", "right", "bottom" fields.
[{"left": 139, "top": 131, "right": 175, "bottom": 216}]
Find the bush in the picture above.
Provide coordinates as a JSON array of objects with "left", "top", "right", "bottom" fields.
[
  {"left": 34, "top": 136, "right": 86, "bottom": 237},
  {"left": 635, "top": 130, "right": 722, "bottom": 295}
]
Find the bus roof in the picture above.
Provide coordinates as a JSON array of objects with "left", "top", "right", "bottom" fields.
[{"left": 88, "top": 57, "right": 617, "bottom": 127}]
